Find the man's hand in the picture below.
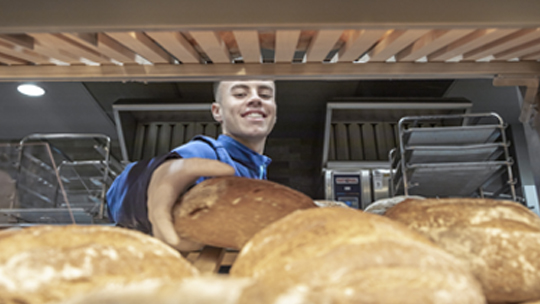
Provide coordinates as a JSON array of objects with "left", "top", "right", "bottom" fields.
[{"left": 147, "top": 158, "right": 235, "bottom": 251}]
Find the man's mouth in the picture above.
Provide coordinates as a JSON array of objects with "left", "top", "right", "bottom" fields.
[{"left": 242, "top": 111, "right": 266, "bottom": 118}]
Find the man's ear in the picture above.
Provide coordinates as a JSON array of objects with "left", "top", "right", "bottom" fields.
[{"left": 211, "top": 102, "right": 222, "bottom": 123}]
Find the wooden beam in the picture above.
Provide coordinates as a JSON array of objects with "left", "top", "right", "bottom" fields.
[
  {"left": 0, "top": 62, "right": 539, "bottom": 82},
  {"left": 0, "top": 40, "right": 51, "bottom": 64},
  {"left": 305, "top": 29, "right": 343, "bottom": 62},
  {"left": 192, "top": 246, "right": 225, "bottom": 274},
  {"left": 29, "top": 33, "right": 111, "bottom": 64},
  {"left": 494, "top": 38, "right": 540, "bottom": 61},
  {"left": 145, "top": 31, "right": 200, "bottom": 63},
  {"left": 428, "top": 29, "right": 519, "bottom": 61},
  {"left": 232, "top": 30, "right": 260, "bottom": 63},
  {"left": 464, "top": 28, "right": 540, "bottom": 61},
  {"left": 97, "top": 33, "right": 139, "bottom": 63},
  {"left": 64, "top": 32, "right": 138, "bottom": 64},
  {"left": 493, "top": 76, "right": 539, "bottom": 123},
  {"left": 189, "top": 31, "right": 230, "bottom": 63},
  {"left": 33, "top": 43, "right": 79, "bottom": 65},
  {"left": 275, "top": 30, "right": 301, "bottom": 63},
  {"left": 395, "top": 29, "right": 475, "bottom": 62},
  {"left": 368, "top": 29, "right": 429, "bottom": 62},
  {"left": 106, "top": 32, "right": 171, "bottom": 64},
  {"left": 338, "top": 29, "right": 386, "bottom": 62},
  {"left": 522, "top": 50, "right": 540, "bottom": 60},
  {"left": 0, "top": 52, "right": 28, "bottom": 65},
  {"left": 0, "top": 34, "right": 34, "bottom": 50}
]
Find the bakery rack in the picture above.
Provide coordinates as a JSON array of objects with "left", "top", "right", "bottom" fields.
[
  {"left": 0, "top": 133, "right": 121, "bottom": 225},
  {"left": 390, "top": 112, "right": 517, "bottom": 201}
]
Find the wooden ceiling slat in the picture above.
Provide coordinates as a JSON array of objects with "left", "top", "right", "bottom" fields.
[
  {"left": 0, "top": 52, "right": 28, "bottom": 65},
  {"left": 145, "top": 31, "right": 200, "bottom": 64},
  {"left": 522, "top": 50, "right": 540, "bottom": 60},
  {"left": 305, "top": 30, "right": 343, "bottom": 62},
  {"left": 29, "top": 33, "right": 110, "bottom": 64},
  {"left": 97, "top": 33, "right": 139, "bottom": 63},
  {"left": 0, "top": 34, "right": 34, "bottom": 50},
  {"left": 0, "top": 40, "right": 51, "bottom": 64},
  {"left": 189, "top": 31, "right": 230, "bottom": 63},
  {"left": 33, "top": 44, "right": 79, "bottom": 64},
  {"left": 232, "top": 30, "right": 260, "bottom": 63},
  {"left": 64, "top": 33, "right": 138, "bottom": 64},
  {"left": 368, "top": 29, "right": 429, "bottom": 62},
  {"left": 106, "top": 32, "right": 171, "bottom": 64},
  {"left": 494, "top": 38, "right": 540, "bottom": 61},
  {"left": 275, "top": 30, "right": 301, "bottom": 63},
  {"left": 463, "top": 29, "right": 540, "bottom": 61},
  {"left": 338, "top": 29, "right": 386, "bottom": 62},
  {"left": 396, "top": 29, "right": 475, "bottom": 62},
  {"left": 428, "top": 29, "right": 519, "bottom": 61}
]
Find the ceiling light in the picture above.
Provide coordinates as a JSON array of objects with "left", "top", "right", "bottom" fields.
[{"left": 17, "top": 84, "right": 45, "bottom": 97}]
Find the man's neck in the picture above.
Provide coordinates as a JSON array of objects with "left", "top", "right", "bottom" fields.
[{"left": 225, "top": 134, "right": 266, "bottom": 154}]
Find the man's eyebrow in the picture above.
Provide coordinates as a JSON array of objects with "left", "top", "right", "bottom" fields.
[
  {"left": 258, "top": 85, "right": 274, "bottom": 92},
  {"left": 230, "top": 84, "right": 250, "bottom": 91}
]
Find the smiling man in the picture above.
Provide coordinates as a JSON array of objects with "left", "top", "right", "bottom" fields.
[{"left": 106, "top": 80, "right": 277, "bottom": 251}]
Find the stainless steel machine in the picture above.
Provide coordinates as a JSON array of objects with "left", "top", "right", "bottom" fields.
[
  {"left": 323, "top": 99, "right": 471, "bottom": 209},
  {"left": 322, "top": 99, "right": 540, "bottom": 214}
]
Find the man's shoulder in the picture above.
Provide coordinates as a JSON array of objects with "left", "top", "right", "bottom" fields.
[{"left": 171, "top": 136, "right": 222, "bottom": 160}]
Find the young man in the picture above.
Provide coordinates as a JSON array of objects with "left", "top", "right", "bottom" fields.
[{"left": 107, "top": 80, "right": 277, "bottom": 251}]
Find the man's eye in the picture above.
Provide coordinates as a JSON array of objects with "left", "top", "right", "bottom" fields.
[
  {"left": 260, "top": 94, "right": 273, "bottom": 99},
  {"left": 233, "top": 93, "right": 247, "bottom": 98}
]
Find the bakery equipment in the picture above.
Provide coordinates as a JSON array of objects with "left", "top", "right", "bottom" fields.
[
  {"left": 112, "top": 101, "right": 219, "bottom": 163},
  {"left": 322, "top": 99, "right": 472, "bottom": 209},
  {"left": 0, "top": 133, "right": 118, "bottom": 225},
  {"left": 390, "top": 113, "right": 516, "bottom": 200}
]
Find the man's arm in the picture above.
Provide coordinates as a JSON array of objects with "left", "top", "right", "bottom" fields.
[{"left": 147, "top": 157, "right": 235, "bottom": 251}]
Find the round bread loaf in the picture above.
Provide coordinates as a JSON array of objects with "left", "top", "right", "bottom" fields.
[
  {"left": 0, "top": 225, "right": 198, "bottom": 304},
  {"left": 385, "top": 198, "right": 540, "bottom": 303},
  {"left": 61, "top": 276, "right": 257, "bottom": 304},
  {"left": 230, "top": 208, "right": 485, "bottom": 304},
  {"left": 173, "top": 176, "right": 316, "bottom": 249}
]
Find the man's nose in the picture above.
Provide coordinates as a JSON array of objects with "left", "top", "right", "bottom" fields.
[{"left": 247, "top": 92, "right": 263, "bottom": 106}]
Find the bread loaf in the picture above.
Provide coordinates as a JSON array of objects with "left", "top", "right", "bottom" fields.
[
  {"left": 231, "top": 208, "right": 485, "bottom": 304},
  {"left": 385, "top": 198, "right": 540, "bottom": 303},
  {"left": 173, "top": 176, "right": 315, "bottom": 249},
  {"left": 0, "top": 225, "right": 198, "bottom": 304},
  {"left": 60, "top": 276, "right": 257, "bottom": 304}
]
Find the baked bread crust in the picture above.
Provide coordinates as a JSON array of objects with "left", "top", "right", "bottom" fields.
[
  {"left": 173, "top": 176, "right": 316, "bottom": 249},
  {"left": 385, "top": 198, "right": 540, "bottom": 303},
  {"left": 0, "top": 225, "right": 198, "bottom": 304},
  {"left": 231, "top": 207, "right": 485, "bottom": 304}
]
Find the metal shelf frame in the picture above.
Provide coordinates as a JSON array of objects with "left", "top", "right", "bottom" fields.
[{"left": 393, "top": 112, "right": 517, "bottom": 201}]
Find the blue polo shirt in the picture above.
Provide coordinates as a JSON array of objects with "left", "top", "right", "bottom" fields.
[{"left": 106, "top": 135, "right": 272, "bottom": 234}]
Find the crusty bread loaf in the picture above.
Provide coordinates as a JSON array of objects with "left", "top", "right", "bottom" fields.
[
  {"left": 60, "top": 276, "right": 257, "bottom": 304},
  {"left": 230, "top": 208, "right": 485, "bottom": 304},
  {"left": 173, "top": 176, "right": 316, "bottom": 249},
  {"left": 0, "top": 225, "right": 198, "bottom": 304},
  {"left": 385, "top": 198, "right": 540, "bottom": 303}
]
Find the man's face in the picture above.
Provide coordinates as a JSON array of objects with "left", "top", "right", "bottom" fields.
[{"left": 212, "top": 80, "right": 277, "bottom": 141}]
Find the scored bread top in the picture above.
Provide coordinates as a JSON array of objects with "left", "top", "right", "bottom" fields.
[
  {"left": 0, "top": 225, "right": 198, "bottom": 304},
  {"left": 385, "top": 198, "right": 540, "bottom": 303},
  {"left": 173, "top": 176, "right": 316, "bottom": 249},
  {"left": 230, "top": 208, "right": 485, "bottom": 304}
]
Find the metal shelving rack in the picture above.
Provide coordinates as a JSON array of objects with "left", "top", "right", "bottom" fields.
[
  {"left": 0, "top": 133, "right": 119, "bottom": 225},
  {"left": 390, "top": 113, "right": 517, "bottom": 201}
]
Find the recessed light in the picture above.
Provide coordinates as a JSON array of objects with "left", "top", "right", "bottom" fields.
[{"left": 17, "top": 84, "right": 45, "bottom": 97}]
